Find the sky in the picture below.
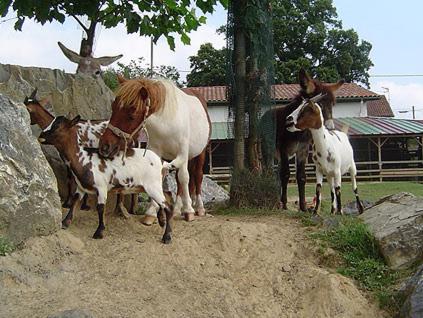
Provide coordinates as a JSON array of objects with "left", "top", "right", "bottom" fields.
[{"left": 0, "top": 1, "right": 422, "bottom": 119}]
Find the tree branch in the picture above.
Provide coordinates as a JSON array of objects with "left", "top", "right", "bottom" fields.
[{"left": 70, "top": 13, "right": 89, "bottom": 33}]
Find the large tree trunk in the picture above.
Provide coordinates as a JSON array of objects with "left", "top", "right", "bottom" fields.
[
  {"left": 233, "top": 2, "right": 246, "bottom": 172},
  {"left": 247, "top": 57, "right": 261, "bottom": 172}
]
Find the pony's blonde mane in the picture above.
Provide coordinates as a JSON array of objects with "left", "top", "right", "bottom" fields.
[{"left": 116, "top": 78, "right": 166, "bottom": 113}]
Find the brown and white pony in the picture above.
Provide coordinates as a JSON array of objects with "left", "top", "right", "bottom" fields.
[
  {"left": 99, "top": 76, "right": 211, "bottom": 221},
  {"left": 262, "top": 69, "right": 344, "bottom": 211}
]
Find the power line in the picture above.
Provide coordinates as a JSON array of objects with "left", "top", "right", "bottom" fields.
[{"left": 370, "top": 74, "right": 423, "bottom": 78}]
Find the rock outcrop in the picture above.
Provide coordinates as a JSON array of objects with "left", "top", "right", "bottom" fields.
[
  {"left": 0, "top": 63, "right": 115, "bottom": 203},
  {"left": 0, "top": 94, "right": 61, "bottom": 245},
  {"left": 360, "top": 192, "right": 423, "bottom": 269},
  {"left": 400, "top": 264, "right": 423, "bottom": 318}
]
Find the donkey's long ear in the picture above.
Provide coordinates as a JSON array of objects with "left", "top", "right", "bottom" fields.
[
  {"left": 69, "top": 115, "right": 81, "bottom": 126},
  {"left": 30, "top": 88, "right": 38, "bottom": 99},
  {"left": 299, "top": 69, "right": 315, "bottom": 94},
  {"left": 117, "top": 74, "right": 127, "bottom": 84},
  {"left": 326, "top": 79, "right": 345, "bottom": 92}
]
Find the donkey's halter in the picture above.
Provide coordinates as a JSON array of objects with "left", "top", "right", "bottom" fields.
[{"left": 107, "top": 98, "right": 151, "bottom": 161}]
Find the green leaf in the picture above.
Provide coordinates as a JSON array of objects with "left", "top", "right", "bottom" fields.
[
  {"left": 181, "top": 32, "right": 190, "bottom": 45},
  {"left": 14, "top": 17, "right": 24, "bottom": 30},
  {"left": 166, "top": 35, "right": 175, "bottom": 50}
]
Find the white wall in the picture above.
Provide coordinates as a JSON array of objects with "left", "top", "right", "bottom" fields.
[
  {"left": 333, "top": 100, "right": 367, "bottom": 118},
  {"left": 208, "top": 105, "right": 229, "bottom": 122}
]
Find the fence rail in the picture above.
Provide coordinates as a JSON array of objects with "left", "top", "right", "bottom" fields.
[{"left": 207, "top": 160, "right": 423, "bottom": 185}]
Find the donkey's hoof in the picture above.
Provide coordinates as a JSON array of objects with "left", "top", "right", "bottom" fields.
[
  {"left": 141, "top": 215, "right": 157, "bottom": 226},
  {"left": 195, "top": 208, "right": 206, "bottom": 217},
  {"left": 162, "top": 233, "right": 172, "bottom": 244}
]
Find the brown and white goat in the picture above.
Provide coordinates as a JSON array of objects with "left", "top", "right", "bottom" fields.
[{"left": 39, "top": 116, "right": 173, "bottom": 243}]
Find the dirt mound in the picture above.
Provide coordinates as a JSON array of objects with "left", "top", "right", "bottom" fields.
[{"left": 0, "top": 212, "right": 386, "bottom": 318}]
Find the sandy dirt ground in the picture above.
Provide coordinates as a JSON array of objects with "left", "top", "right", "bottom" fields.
[{"left": 0, "top": 210, "right": 387, "bottom": 318}]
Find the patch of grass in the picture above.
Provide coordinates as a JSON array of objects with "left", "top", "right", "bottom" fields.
[
  {"left": 310, "top": 216, "right": 406, "bottom": 313},
  {"left": 0, "top": 237, "right": 13, "bottom": 256}
]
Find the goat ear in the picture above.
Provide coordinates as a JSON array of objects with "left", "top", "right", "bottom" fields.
[
  {"left": 326, "top": 79, "right": 345, "bottom": 92},
  {"left": 69, "top": 115, "right": 81, "bottom": 126},
  {"left": 30, "top": 88, "right": 38, "bottom": 99},
  {"left": 299, "top": 69, "right": 315, "bottom": 94},
  {"left": 117, "top": 74, "right": 127, "bottom": 84}
]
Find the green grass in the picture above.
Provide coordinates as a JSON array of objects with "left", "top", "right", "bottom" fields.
[
  {"left": 0, "top": 237, "right": 13, "bottom": 256},
  {"left": 287, "top": 181, "right": 423, "bottom": 205},
  {"left": 214, "top": 181, "right": 423, "bottom": 314}
]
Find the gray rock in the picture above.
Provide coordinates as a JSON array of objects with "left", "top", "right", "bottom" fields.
[
  {"left": 359, "top": 192, "right": 423, "bottom": 269},
  {"left": 0, "top": 63, "right": 115, "bottom": 203},
  {"left": 48, "top": 309, "right": 95, "bottom": 318},
  {"left": 0, "top": 94, "right": 61, "bottom": 245},
  {"left": 343, "top": 200, "right": 373, "bottom": 215},
  {"left": 164, "top": 172, "right": 229, "bottom": 206},
  {"left": 400, "top": 265, "right": 423, "bottom": 318}
]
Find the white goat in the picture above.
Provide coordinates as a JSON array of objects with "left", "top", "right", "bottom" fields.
[{"left": 286, "top": 99, "right": 364, "bottom": 214}]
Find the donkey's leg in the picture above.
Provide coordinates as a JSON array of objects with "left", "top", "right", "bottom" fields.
[
  {"left": 62, "top": 192, "right": 81, "bottom": 229},
  {"left": 334, "top": 173, "right": 343, "bottom": 215},
  {"left": 279, "top": 153, "right": 290, "bottom": 210},
  {"left": 350, "top": 165, "right": 364, "bottom": 214},
  {"left": 296, "top": 147, "right": 308, "bottom": 212},
  {"left": 93, "top": 190, "right": 107, "bottom": 239},
  {"left": 314, "top": 170, "right": 324, "bottom": 214}
]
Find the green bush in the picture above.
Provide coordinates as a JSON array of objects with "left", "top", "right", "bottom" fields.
[
  {"left": 0, "top": 237, "right": 13, "bottom": 256},
  {"left": 229, "top": 168, "right": 279, "bottom": 209}
]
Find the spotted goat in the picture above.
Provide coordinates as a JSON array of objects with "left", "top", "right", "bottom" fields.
[
  {"left": 23, "top": 89, "right": 138, "bottom": 217},
  {"left": 39, "top": 115, "right": 173, "bottom": 243},
  {"left": 286, "top": 97, "right": 364, "bottom": 214}
]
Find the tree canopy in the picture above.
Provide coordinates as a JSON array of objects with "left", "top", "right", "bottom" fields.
[
  {"left": 186, "top": 0, "right": 373, "bottom": 87},
  {"left": 1, "top": 0, "right": 228, "bottom": 52},
  {"left": 186, "top": 43, "right": 227, "bottom": 87},
  {"left": 102, "top": 58, "right": 182, "bottom": 91}
]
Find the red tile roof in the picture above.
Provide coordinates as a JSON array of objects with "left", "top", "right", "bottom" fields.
[
  {"left": 367, "top": 95, "right": 394, "bottom": 117},
  {"left": 185, "top": 83, "right": 380, "bottom": 103}
]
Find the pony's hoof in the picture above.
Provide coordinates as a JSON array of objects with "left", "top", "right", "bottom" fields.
[
  {"left": 81, "top": 203, "right": 91, "bottom": 211},
  {"left": 195, "top": 208, "right": 206, "bottom": 217},
  {"left": 141, "top": 215, "right": 157, "bottom": 226},
  {"left": 162, "top": 233, "right": 172, "bottom": 244},
  {"left": 184, "top": 213, "right": 195, "bottom": 222},
  {"left": 93, "top": 230, "right": 104, "bottom": 239},
  {"left": 62, "top": 219, "right": 71, "bottom": 229}
]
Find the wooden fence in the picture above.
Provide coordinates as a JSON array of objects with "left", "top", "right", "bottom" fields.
[{"left": 207, "top": 159, "right": 423, "bottom": 185}]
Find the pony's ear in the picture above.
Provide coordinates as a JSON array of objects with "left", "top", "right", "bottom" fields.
[
  {"left": 299, "top": 69, "right": 315, "bottom": 94},
  {"left": 30, "top": 88, "right": 38, "bottom": 99},
  {"left": 117, "top": 74, "right": 127, "bottom": 84},
  {"left": 326, "top": 79, "right": 345, "bottom": 92},
  {"left": 140, "top": 87, "right": 149, "bottom": 100},
  {"left": 69, "top": 115, "right": 81, "bottom": 126}
]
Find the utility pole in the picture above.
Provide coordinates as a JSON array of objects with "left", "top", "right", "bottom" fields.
[
  {"left": 150, "top": 37, "right": 154, "bottom": 78},
  {"left": 413, "top": 106, "right": 415, "bottom": 119}
]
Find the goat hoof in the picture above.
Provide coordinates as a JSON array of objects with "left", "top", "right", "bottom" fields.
[
  {"left": 62, "top": 219, "right": 71, "bottom": 229},
  {"left": 195, "top": 208, "right": 206, "bottom": 217},
  {"left": 93, "top": 231, "right": 104, "bottom": 239},
  {"left": 184, "top": 212, "right": 195, "bottom": 222},
  {"left": 162, "top": 233, "right": 172, "bottom": 244},
  {"left": 158, "top": 214, "right": 166, "bottom": 228},
  {"left": 81, "top": 203, "right": 91, "bottom": 211},
  {"left": 141, "top": 215, "right": 157, "bottom": 226}
]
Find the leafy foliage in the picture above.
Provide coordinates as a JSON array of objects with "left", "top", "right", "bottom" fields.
[
  {"left": 1, "top": 0, "right": 228, "bottom": 50},
  {"left": 0, "top": 237, "right": 13, "bottom": 256},
  {"left": 102, "top": 57, "right": 182, "bottom": 91},
  {"left": 273, "top": 0, "right": 373, "bottom": 86},
  {"left": 186, "top": 43, "right": 227, "bottom": 87}
]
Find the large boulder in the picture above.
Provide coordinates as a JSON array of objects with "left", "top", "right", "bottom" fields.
[
  {"left": 400, "top": 265, "right": 423, "bottom": 318},
  {"left": 359, "top": 192, "right": 423, "bottom": 269},
  {"left": 0, "top": 94, "right": 62, "bottom": 245},
  {"left": 0, "top": 63, "right": 114, "bottom": 120},
  {"left": 0, "top": 63, "right": 115, "bottom": 203}
]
